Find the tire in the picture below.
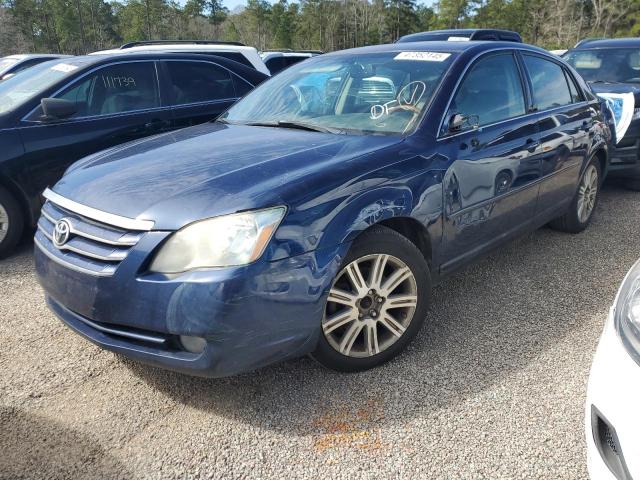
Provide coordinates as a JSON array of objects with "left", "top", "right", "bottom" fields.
[
  {"left": 549, "top": 157, "right": 601, "bottom": 234},
  {"left": 311, "top": 225, "right": 431, "bottom": 372},
  {"left": 0, "top": 186, "right": 24, "bottom": 259},
  {"left": 624, "top": 178, "right": 640, "bottom": 191}
]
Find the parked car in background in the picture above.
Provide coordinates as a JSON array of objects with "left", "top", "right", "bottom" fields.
[
  {"left": 397, "top": 29, "right": 522, "bottom": 43},
  {"left": 260, "top": 50, "right": 322, "bottom": 75},
  {"left": 0, "top": 54, "right": 71, "bottom": 81},
  {"left": 35, "top": 41, "right": 610, "bottom": 378},
  {"left": 0, "top": 53, "right": 267, "bottom": 257},
  {"left": 564, "top": 38, "right": 640, "bottom": 190},
  {"left": 92, "top": 40, "right": 271, "bottom": 76},
  {"left": 549, "top": 49, "right": 568, "bottom": 56},
  {"left": 586, "top": 258, "right": 640, "bottom": 480}
]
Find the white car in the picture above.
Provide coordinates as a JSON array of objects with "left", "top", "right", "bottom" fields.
[
  {"left": 92, "top": 40, "right": 270, "bottom": 76},
  {"left": 586, "top": 259, "right": 640, "bottom": 479}
]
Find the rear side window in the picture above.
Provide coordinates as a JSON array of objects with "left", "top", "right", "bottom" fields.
[
  {"left": 449, "top": 53, "right": 526, "bottom": 128},
  {"left": 565, "top": 72, "right": 582, "bottom": 103},
  {"left": 265, "top": 57, "right": 287, "bottom": 75},
  {"left": 56, "top": 61, "right": 159, "bottom": 117},
  {"left": 523, "top": 55, "right": 573, "bottom": 110},
  {"left": 165, "top": 61, "right": 235, "bottom": 105}
]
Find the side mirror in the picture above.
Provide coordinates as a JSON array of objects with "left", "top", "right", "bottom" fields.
[
  {"left": 448, "top": 113, "right": 479, "bottom": 133},
  {"left": 41, "top": 98, "right": 77, "bottom": 121}
]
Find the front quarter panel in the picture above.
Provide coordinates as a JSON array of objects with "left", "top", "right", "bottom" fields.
[{"left": 270, "top": 141, "right": 447, "bottom": 269}]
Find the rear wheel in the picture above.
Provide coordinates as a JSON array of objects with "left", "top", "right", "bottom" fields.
[
  {"left": 311, "top": 226, "right": 431, "bottom": 372},
  {"left": 0, "top": 187, "right": 24, "bottom": 259},
  {"left": 549, "top": 158, "right": 601, "bottom": 234}
]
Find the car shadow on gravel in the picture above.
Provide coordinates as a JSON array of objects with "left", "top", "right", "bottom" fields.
[
  {"left": 126, "top": 183, "right": 638, "bottom": 438},
  {"left": 0, "top": 406, "right": 130, "bottom": 479}
]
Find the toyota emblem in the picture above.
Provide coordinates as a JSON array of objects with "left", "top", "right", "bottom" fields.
[{"left": 53, "top": 219, "right": 71, "bottom": 247}]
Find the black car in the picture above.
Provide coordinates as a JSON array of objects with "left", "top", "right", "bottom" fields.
[
  {"left": 0, "top": 54, "right": 72, "bottom": 81},
  {"left": 564, "top": 38, "right": 640, "bottom": 190},
  {"left": 397, "top": 29, "right": 522, "bottom": 43},
  {"left": 0, "top": 53, "right": 267, "bottom": 256}
]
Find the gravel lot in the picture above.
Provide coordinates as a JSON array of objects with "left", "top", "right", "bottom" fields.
[{"left": 1, "top": 183, "right": 639, "bottom": 480}]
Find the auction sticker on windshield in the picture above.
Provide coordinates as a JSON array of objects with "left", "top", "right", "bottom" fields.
[{"left": 394, "top": 52, "right": 451, "bottom": 62}]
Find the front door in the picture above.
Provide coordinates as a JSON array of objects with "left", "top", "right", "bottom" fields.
[
  {"left": 19, "top": 60, "right": 172, "bottom": 196},
  {"left": 438, "top": 51, "right": 542, "bottom": 273}
]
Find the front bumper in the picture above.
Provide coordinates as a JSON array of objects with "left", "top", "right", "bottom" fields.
[
  {"left": 36, "top": 238, "right": 348, "bottom": 377},
  {"left": 586, "top": 308, "right": 640, "bottom": 479}
]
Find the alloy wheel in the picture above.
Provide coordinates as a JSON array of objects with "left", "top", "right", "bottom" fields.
[
  {"left": 577, "top": 164, "right": 598, "bottom": 224},
  {"left": 0, "top": 202, "right": 9, "bottom": 244},
  {"left": 322, "top": 254, "right": 418, "bottom": 358}
]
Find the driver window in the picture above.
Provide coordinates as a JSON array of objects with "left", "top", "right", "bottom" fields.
[
  {"left": 448, "top": 53, "right": 526, "bottom": 131},
  {"left": 56, "top": 62, "right": 159, "bottom": 118}
]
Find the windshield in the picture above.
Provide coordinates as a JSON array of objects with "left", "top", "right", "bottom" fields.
[
  {"left": 0, "top": 58, "right": 91, "bottom": 115},
  {"left": 0, "top": 57, "right": 20, "bottom": 75},
  {"left": 564, "top": 48, "right": 640, "bottom": 83},
  {"left": 222, "top": 51, "right": 456, "bottom": 135}
]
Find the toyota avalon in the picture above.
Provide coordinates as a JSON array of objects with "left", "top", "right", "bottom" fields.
[{"left": 35, "top": 41, "right": 611, "bottom": 376}]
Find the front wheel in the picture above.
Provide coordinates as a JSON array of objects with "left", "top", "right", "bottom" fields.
[
  {"left": 549, "top": 158, "right": 601, "bottom": 234},
  {"left": 0, "top": 187, "right": 24, "bottom": 258},
  {"left": 311, "top": 226, "right": 431, "bottom": 372}
]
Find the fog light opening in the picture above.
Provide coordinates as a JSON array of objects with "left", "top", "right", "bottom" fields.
[{"left": 179, "top": 335, "right": 207, "bottom": 354}]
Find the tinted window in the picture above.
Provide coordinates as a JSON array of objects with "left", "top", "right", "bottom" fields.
[
  {"left": 449, "top": 53, "right": 526, "bottom": 128},
  {"left": 57, "top": 62, "right": 159, "bottom": 117},
  {"left": 166, "top": 61, "right": 235, "bottom": 105},
  {"left": 523, "top": 55, "right": 572, "bottom": 110},
  {"left": 265, "top": 57, "right": 287, "bottom": 74},
  {"left": 189, "top": 51, "right": 253, "bottom": 69}
]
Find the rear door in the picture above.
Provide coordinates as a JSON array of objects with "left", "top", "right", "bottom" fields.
[
  {"left": 161, "top": 59, "right": 241, "bottom": 128},
  {"left": 521, "top": 53, "right": 592, "bottom": 217},
  {"left": 439, "top": 51, "right": 543, "bottom": 273},
  {"left": 20, "top": 60, "right": 173, "bottom": 194}
]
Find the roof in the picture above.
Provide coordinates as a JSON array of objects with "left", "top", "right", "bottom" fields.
[
  {"left": 91, "top": 44, "right": 259, "bottom": 55},
  {"left": 326, "top": 40, "right": 548, "bottom": 57},
  {"left": 5, "top": 54, "right": 71, "bottom": 60},
  {"left": 572, "top": 38, "right": 640, "bottom": 49},
  {"left": 398, "top": 29, "right": 522, "bottom": 43}
]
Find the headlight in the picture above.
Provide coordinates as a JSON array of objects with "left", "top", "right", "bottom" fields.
[
  {"left": 614, "top": 259, "right": 640, "bottom": 364},
  {"left": 149, "top": 207, "right": 286, "bottom": 273}
]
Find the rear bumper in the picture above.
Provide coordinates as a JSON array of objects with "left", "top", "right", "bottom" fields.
[
  {"left": 586, "top": 309, "right": 640, "bottom": 479},
  {"left": 36, "top": 239, "right": 348, "bottom": 377}
]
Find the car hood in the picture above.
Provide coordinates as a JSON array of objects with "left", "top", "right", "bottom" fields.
[
  {"left": 590, "top": 82, "right": 640, "bottom": 104},
  {"left": 53, "top": 122, "right": 404, "bottom": 230}
]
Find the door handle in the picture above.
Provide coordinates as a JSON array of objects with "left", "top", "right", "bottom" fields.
[{"left": 525, "top": 138, "right": 540, "bottom": 153}]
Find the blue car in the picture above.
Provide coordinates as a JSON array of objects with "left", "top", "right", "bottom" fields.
[{"left": 35, "top": 41, "right": 611, "bottom": 376}]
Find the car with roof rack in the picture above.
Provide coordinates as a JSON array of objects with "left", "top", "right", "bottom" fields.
[
  {"left": 397, "top": 29, "right": 522, "bottom": 43},
  {"left": 260, "top": 50, "right": 323, "bottom": 75},
  {"left": 92, "top": 40, "right": 270, "bottom": 76},
  {"left": 564, "top": 38, "right": 640, "bottom": 190},
  {"left": 35, "top": 40, "right": 611, "bottom": 377},
  {"left": 0, "top": 52, "right": 267, "bottom": 257},
  {"left": 0, "top": 54, "right": 72, "bottom": 81}
]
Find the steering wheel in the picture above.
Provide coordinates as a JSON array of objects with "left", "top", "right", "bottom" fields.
[{"left": 370, "top": 81, "right": 427, "bottom": 119}]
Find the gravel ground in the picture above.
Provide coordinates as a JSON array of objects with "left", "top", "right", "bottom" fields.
[{"left": 1, "top": 183, "right": 639, "bottom": 480}]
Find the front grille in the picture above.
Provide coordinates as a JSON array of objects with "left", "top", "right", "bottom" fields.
[{"left": 35, "top": 191, "right": 150, "bottom": 277}]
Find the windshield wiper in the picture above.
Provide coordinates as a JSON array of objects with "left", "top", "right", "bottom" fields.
[
  {"left": 590, "top": 80, "right": 623, "bottom": 84},
  {"left": 244, "top": 120, "right": 343, "bottom": 134}
]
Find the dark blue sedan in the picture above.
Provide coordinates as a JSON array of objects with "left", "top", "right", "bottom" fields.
[{"left": 35, "top": 41, "right": 611, "bottom": 376}]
